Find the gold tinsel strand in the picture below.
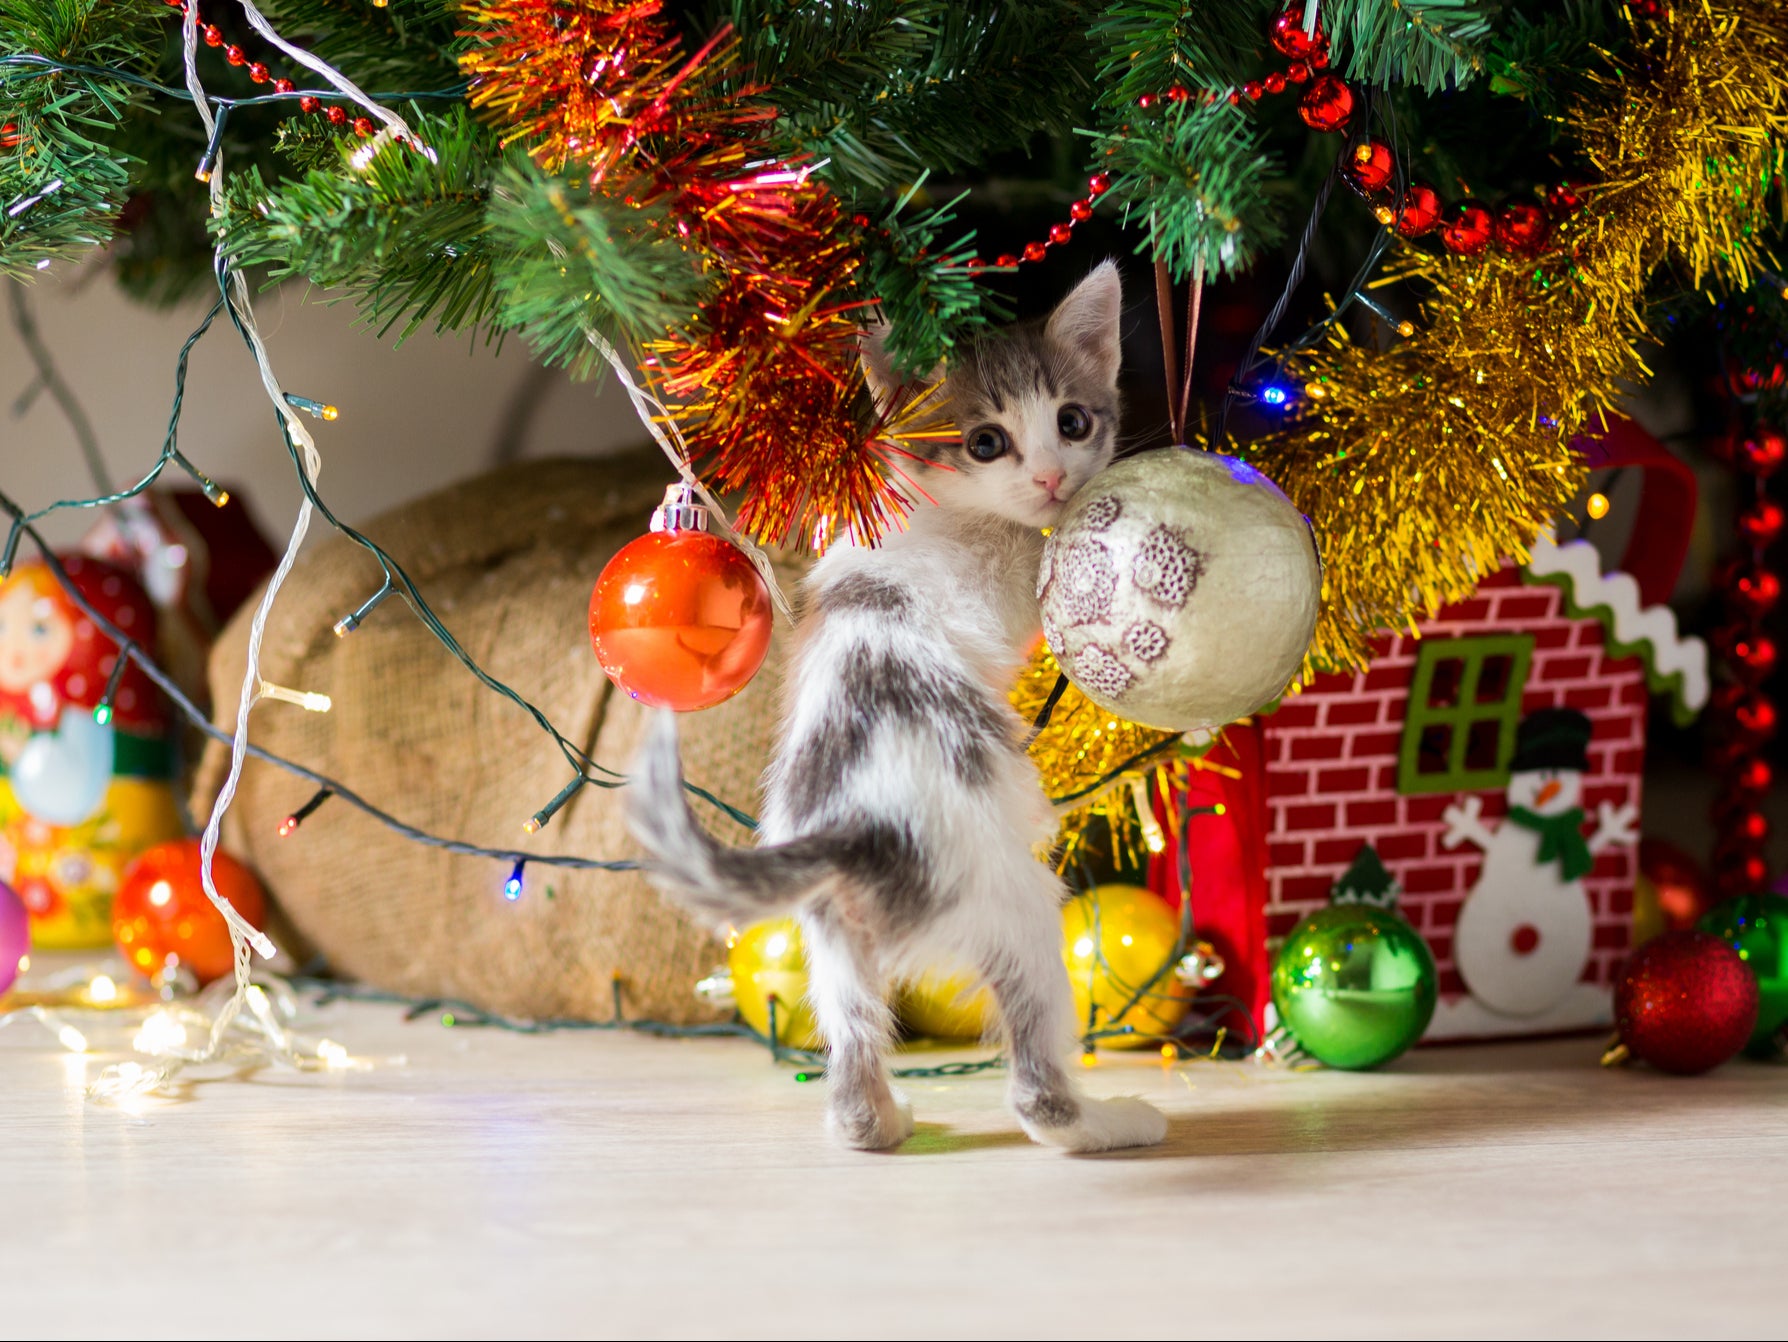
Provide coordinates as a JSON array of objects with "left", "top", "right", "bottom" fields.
[
  {"left": 1012, "top": 645, "right": 1180, "bottom": 866},
  {"left": 1245, "top": 0, "right": 1788, "bottom": 675}
]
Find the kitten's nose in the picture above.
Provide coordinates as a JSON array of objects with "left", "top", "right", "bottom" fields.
[{"left": 1035, "top": 467, "right": 1066, "bottom": 496}]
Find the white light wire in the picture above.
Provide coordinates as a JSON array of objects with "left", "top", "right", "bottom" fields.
[
  {"left": 585, "top": 330, "right": 794, "bottom": 621},
  {"left": 89, "top": 3, "right": 393, "bottom": 1102}
]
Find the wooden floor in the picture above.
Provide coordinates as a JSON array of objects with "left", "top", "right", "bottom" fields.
[{"left": 5, "top": 992, "right": 1783, "bottom": 1340}]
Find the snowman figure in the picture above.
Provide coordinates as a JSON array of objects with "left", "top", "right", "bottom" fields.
[{"left": 1441, "top": 707, "right": 1638, "bottom": 1017}]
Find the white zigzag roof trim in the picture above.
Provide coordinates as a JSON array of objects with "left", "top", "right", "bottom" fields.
[{"left": 1524, "top": 532, "right": 1709, "bottom": 714}]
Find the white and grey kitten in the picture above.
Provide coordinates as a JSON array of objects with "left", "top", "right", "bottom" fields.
[{"left": 629, "top": 262, "right": 1168, "bottom": 1153}]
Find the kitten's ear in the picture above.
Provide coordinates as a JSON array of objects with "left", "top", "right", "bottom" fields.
[
  {"left": 1045, "top": 260, "right": 1123, "bottom": 386},
  {"left": 859, "top": 321, "right": 942, "bottom": 413}
]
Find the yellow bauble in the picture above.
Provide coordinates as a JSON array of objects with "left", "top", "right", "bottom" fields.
[
  {"left": 727, "top": 918, "right": 824, "bottom": 1050},
  {"left": 1062, "top": 884, "right": 1194, "bottom": 1048},
  {"left": 899, "top": 968, "right": 996, "bottom": 1041}
]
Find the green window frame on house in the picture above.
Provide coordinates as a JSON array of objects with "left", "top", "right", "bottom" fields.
[{"left": 1396, "top": 634, "right": 1535, "bottom": 795}]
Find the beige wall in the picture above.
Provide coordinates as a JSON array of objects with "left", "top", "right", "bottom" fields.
[{"left": 1, "top": 269, "right": 648, "bottom": 553}]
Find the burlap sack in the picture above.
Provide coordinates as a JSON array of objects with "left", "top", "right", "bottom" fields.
[{"left": 194, "top": 455, "right": 803, "bottom": 1024}]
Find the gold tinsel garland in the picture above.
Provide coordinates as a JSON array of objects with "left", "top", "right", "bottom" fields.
[{"left": 1245, "top": 0, "right": 1788, "bottom": 675}]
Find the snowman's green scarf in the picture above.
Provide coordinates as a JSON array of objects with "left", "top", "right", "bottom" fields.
[{"left": 1506, "top": 807, "right": 1593, "bottom": 881}]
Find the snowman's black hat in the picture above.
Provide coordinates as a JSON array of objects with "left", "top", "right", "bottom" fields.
[{"left": 1508, "top": 707, "right": 1593, "bottom": 773}]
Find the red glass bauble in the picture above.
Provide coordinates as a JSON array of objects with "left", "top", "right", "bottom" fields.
[
  {"left": 1271, "top": 7, "right": 1326, "bottom": 58},
  {"left": 1740, "top": 431, "right": 1787, "bottom": 476},
  {"left": 589, "top": 529, "right": 773, "bottom": 712},
  {"left": 113, "top": 840, "right": 268, "bottom": 986},
  {"left": 1613, "top": 931, "right": 1759, "bottom": 1074},
  {"left": 1638, "top": 838, "right": 1714, "bottom": 933},
  {"left": 1731, "top": 568, "right": 1782, "bottom": 615},
  {"left": 1344, "top": 139, "right": 1395, "bottom": 195},
  {"left": 1394, "top": 183, "right": 1443, "bottom": 237},
  {"left": 1297, "top": 74, "right": 1354, "bottom": 132},
  {"left": 1493, "top": 201, "right": 1551, "bottom": 256},
  {"left": 1739, "top": 499, "right": 1786, "bottom": 545},
  {"left": 1441, "top": 202, "right": 1494, "bottom": 256}
]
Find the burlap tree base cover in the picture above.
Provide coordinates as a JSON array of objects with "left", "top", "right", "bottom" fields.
[{"left": 195, "top": 456, "right": 801, "bottom": 1024}]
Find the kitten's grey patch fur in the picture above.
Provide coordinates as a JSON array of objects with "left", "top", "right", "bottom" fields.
[{"left": 629, "top": 262, "right": 1167, "bottom": 1154}]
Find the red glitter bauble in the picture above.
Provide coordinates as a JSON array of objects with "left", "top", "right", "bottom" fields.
[
  {"left": 1343, "top": 139, "right": 1395, "bottom": 195},
  {"left": 1441, "top": 203, "right": 1494, "bottom": 256},
  {"left": 1494, "top": 201, "right": 1551, "bottom": 256},
  {"left": 1739, "top": 499, "right": 1786, "bottom": 545},
  {"left": 1613, "top": 931, "right": 1759, "bottom": 1074},
  {"left": 1271, "top": 7, "right": 1326, "bottom": 58},
  {"left": 588, "top": 527, "right": 773, "bottom": 712},
  {"left": 1740, "top": 431, "right": 1787, "bottom": 476},
  {"left": 1394, "top": 183, "right": 1443, "bottom": 237},
  {"left": 1297, "top": 75, "right": 1354, "bottom": 132}
]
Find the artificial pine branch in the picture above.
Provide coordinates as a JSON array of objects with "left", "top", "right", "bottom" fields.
[{"left": 1324, "top": 0, "right": 1492, "bottom": 92}]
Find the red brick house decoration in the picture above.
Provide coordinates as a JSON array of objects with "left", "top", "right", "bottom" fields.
[{"left": 1151, "top": 422, "right": 1707, "bottom": 1043}]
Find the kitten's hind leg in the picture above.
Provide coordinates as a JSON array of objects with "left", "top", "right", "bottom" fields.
[
  {"left": 802, "top": 904, "right": 913, "bottom": 1151},
  {"left": 984, "top": 885, "right": 1167, "bottom": 1154}
]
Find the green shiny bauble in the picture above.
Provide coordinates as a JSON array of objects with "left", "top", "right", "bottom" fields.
[
  {"left": 1271, "top": 905, "right": 1437, "bottom": 1070},
  {"left": 1698, "top": 893, "right": 1788, "bottom": 1057}
]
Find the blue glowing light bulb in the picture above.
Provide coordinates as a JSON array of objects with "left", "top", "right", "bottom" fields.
[
  {"left": 504, "top": 860, "right": 525, "bottom": 902},
  {"left": 1260, "top": 385, "right": 1288, "bottom": 407}
]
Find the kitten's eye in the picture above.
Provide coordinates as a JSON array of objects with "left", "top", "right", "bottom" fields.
[
  {"left": 1058, "top": 404, "right": 1093, "bottom": 440},
  {"left": 965, "top": 426, "right": 1009, "bottom": 461}
]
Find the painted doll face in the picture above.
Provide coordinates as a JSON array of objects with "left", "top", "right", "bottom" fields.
[{"left": 0, "top": 584, "right": 73, "bottom": 694}]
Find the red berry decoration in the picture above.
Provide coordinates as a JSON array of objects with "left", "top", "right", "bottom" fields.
[
  {"left": 1263, "top": 71, "right": 1286, "bottom": 95},
  {"left": 1441, "top": 202, "right": 1494, "bottom": 256},
  {"left": 1611, "top": 931, "right": 1759, "bottom": 1074},
  {"left": 1088, "top": 172, "right": 1111, "bottom": 196},
  {"left": 1740, "top": 431, "right": 1786, "bottom": 475},
  {"left": 588, "top": 488, "right": 773, "bottom": 712},
  {"left": 1740, "top": 499, "right": 1785, "bottom": 545},
  {"left": 1732, "top": 568, "right": 1781, "bottom": 615},
  {"left": 326, "top": 105, "right": 348, "bottom": 126},
  {"left": 1271, "top": 7, "right": 1326, "bottom": 58},
  {"left": 202, "top": 24, "right": 222, "bottom": 45},
  {"left": 273, "top": 77, "right": 295, "bottom": 94},
  {"left": 1493, "top": 201, "right": 1552, "bottom": 256},
  {"left": 1243, "top": 80, "right": 1264, "bottom": 101},
  {"left": 299, "top": 96, "right": 321, "bottom": 114},
  {"left": 225, "top": 44, "right": 246, "bottom": 66},
  {"left": 1022, "top": 240, "right": 1048, "bottom": 262},
  {"left": 1048, "top": 222, "right": 1072, "bottom": 244},
  {"left": 1069, "top": 199, "right": 1093, "bottom": 222},
  {"left": 113, "top": 840, "right": 269, "bottom": 986},
  {"left": 247, "top": 62, "right": 269, "bottom": 84},
  {"left": 1344, "top": 138, "right": 1394, "bottom": 195},
  {"left": 1297, "top": 74, "right": 1354, "bottom": 132},
  {"left": 1545, "top": 182, "right": 1585, "bottom": 216},
  {"left": 1394, "top": 183, "right": 1443, "bottom": 237}
]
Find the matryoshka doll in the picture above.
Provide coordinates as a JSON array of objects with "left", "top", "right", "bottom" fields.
[{"left": 0, "top": 556, "right": 184, "bottom": 948}]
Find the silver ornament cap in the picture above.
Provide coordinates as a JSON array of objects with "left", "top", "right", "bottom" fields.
[{"left": 1037, "top": 449, "right": 1320, "bottom": 731}]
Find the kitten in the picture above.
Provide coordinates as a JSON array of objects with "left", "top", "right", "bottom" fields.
[{"left": 629, "top": 262, "right": 1167, "bottom": 1153}]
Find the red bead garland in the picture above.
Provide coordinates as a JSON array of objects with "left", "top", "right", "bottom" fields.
[
  {"left": 1711, "top": 421, "right": 1783, "bottom": 899},
  {"left": 164, "top": 0, "right": 375, "bottom": 137}
]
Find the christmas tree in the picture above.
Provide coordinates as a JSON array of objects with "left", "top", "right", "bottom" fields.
[{"left": 4, "top": 1, "right": 1786, "bottom": 1077}]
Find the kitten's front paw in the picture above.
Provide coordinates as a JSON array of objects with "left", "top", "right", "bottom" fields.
[
  {"left": 828, "top": 1087, "right": 916, "bottom": 1151},
  {"left": 1023, "top": 1095, "right": 1167, "bottom": 1153}
]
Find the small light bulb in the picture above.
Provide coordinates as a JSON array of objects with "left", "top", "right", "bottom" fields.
[
  {"left": 1160, "top": 1043, "right": 1177, "bottom": 1061},
  {"left": 1079, "top": 1050, "right": 1098, "bottom": 1068},
  {"left": 1305, "top": 381, "right": 1328, "bottom": 400},
  {"left": 57, "top": 1025, "right": 88, "bottom": 1053},
  {"left": 1374, "top": 205, "right": 1395, "bottom": 225},
  {"left": 92, "top": 704, "right": 112, "bottom": 725},
  {"left": 1586, "top": 491, "right": 1610, "bottom": 519},
  {"left": 1396, "top": 320, "right": 1415, "bottom": 337},
  {"left": 504, "top": 859, "right": 525, "bottom": 902},
  {"left": 87, "top": 974, "right": 118, "bottom": 1004},
  {"left": 1261, "top": 385, "right": 1288, "bottom": 406}
]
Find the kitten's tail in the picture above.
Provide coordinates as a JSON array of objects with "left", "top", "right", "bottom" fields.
[{"left": 628, "top": 710, "right": 840, "bottom": 923}]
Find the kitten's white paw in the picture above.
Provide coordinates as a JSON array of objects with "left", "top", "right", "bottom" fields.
[
  {"left": 1021, "top": 1095, "right": 1167, "bottom": 1153},
  {"left": 828, "top": 1086, "right": 916, "bottom": 1151}
]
